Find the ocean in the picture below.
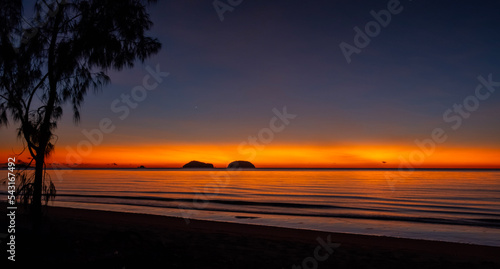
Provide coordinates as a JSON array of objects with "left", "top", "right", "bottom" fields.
[{"left": 3, "top": 169, "right": 500, "bottom": 246}]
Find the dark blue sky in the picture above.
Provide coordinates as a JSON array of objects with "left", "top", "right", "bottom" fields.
[{"left": 99, "top": 0, "right": 500, "bottom": 144}]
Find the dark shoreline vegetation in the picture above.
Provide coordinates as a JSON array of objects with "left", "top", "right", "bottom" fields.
[{"left": 1, "top": 203, "right": 499, "bottom": 268}]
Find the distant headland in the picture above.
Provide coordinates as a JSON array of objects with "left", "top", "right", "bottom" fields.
[
  {"left": 182, "top": 161, "right": 214, "bottom": 169},
  {"left": 180, "top": 160, "right": 256, "bottom": 169},
  {"left": 227, "top": 160, "right": 255, "bottom": 169}
]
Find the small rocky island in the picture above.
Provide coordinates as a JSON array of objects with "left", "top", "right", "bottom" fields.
[
  {"left": 227, "top": 160, "right": 255, "bottom": 169},
  {"left": 182, "top": 160, "right": 214, "bottom": 169}
]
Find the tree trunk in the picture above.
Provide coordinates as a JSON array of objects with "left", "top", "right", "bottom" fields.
[
  {"left": 30, "top": 4, "right": 62, "bottom": 231},
  {"left": 32, "top": 151, "right": 44, "bottom": 232}
]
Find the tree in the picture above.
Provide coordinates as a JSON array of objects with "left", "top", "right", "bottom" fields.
[{"left": 0, "top": 0, "right": 161, "bottom": 229}]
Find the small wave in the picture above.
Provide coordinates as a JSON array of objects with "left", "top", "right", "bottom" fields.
[
  {"left": 54, "top": 193, "right": 500, "bottom": 229},
  {"left": 56, "top": 193, "right": 371, "bottom": 210}
]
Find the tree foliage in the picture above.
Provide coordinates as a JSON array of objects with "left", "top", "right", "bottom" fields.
[{"left": 0, "top": 0, "right": 161, "bottom": 224}]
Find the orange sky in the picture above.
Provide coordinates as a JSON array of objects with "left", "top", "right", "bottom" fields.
[{"left": 2, "top": 143, "right": 499, "bottom": 169}]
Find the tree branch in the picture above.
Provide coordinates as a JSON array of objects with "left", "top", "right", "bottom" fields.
[
  {"left": 0, "top": 94, "right": 9, "bottom": 101},
  {"left": 62, "top": 12, "right": 82, "bottom": 26},
  {"left": 25, "top": 72, "right": 49, "bottom": 113}
]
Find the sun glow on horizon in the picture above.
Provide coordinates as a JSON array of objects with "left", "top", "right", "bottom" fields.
[{"left": 2, "top": 143, "right": 499, "bottom": 169}]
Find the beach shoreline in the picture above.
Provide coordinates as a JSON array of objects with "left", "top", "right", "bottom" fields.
[{"left": 2, "top": 203, "right": 499, "bottom": 268}]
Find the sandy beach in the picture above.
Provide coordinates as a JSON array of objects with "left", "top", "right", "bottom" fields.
[{"left": 2, "top": 203, "right": 499, "bottom": 268}]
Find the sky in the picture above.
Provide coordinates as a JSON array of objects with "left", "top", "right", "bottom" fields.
[{"left": 1, "top": 0, "right": 500, "bottom": 168}]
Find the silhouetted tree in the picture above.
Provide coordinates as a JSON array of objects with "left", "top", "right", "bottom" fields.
[{"left": 0, "top": 0, "right": 161, "bottom": 229}]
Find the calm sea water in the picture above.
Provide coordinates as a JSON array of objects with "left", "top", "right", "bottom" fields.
[{"left": 3, "top": 169, "right": 500, "bottom": 246}]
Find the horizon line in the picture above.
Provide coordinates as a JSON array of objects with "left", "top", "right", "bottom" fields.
[{"left": 6, "top": 167, "right": 500, "bottom": 171}]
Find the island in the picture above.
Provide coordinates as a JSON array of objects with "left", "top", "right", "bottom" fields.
[
  {"left": 227, "top": 160, "right": 255, "bottom": 169},
  {"left": 182, "top": 160, "right": 214, "bottom": 169}
]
